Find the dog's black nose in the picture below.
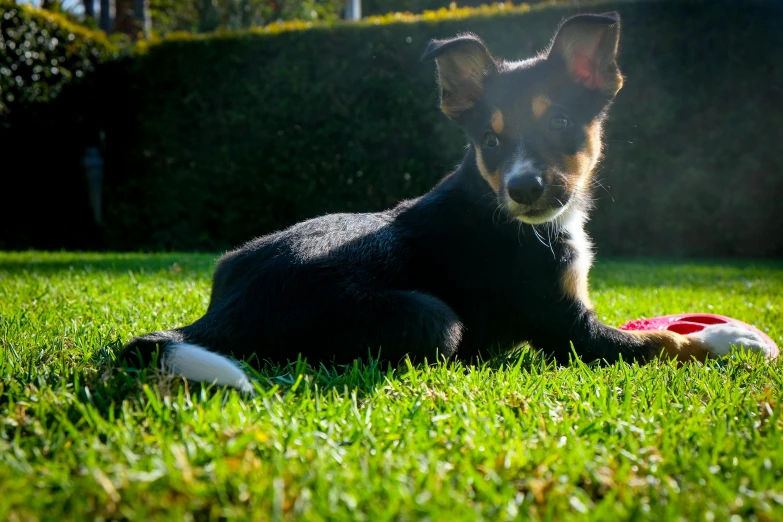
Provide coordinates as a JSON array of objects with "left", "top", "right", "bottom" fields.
[{"left": 507, "top": 174, "right": 544, "bottom": 205}]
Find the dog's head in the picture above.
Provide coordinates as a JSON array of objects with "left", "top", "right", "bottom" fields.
[{"left": 423, "top": 13, "right": 623, "bottom": 224}]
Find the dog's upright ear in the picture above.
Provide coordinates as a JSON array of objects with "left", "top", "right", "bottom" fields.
[
  {"left": 421, "top": 34, "right": 497, "bottom": 120},
  {"left": 547, "top": 12, "right": 623, "bottom": 96}
]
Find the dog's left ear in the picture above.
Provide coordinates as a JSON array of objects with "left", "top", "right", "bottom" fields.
[
  {"left": 547, "top": 12, "right": 623, "bottom": 96},
  {"left": 421, "top": 34, "right": 497, "bottom": 120}
]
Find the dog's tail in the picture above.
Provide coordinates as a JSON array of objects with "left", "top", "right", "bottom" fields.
[{"left": 119, "top": 330, "right": 254, "bottom": 394}]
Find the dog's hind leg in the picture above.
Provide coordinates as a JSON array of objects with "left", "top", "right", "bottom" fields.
[
  {"left": 249, "top": 287, "right": 465, "bottom": 366},
  {"left": 119, "top": 289, "right": 464, "bottom": 391},
  {"left": 324, "top": 289, "right": 464, "bottom": 365},
  {"left": 118, "top": 314, "right": 255, "bottom": 394}
]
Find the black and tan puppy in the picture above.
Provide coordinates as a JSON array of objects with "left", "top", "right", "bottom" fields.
[{"left": 122, "top": 13, "right": 774, "bottom": 392}]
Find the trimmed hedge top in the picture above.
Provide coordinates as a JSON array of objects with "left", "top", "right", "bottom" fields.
[
  {"left": 136, "top": 1, "right": 544, "bottom": 47},
  {"left": 0, "top": 2, "right": 116, "bottom": 116}
]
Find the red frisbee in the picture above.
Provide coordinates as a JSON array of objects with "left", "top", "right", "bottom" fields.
[{"left": 619, "top": 313, "right": 779, "bottom": 359}]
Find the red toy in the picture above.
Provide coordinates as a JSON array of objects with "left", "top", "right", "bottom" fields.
[{"left": 619, "top": 314, "right": 779, "bottom": 359}]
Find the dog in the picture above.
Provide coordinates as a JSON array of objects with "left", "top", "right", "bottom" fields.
[{"left": 121, "top": 12, "right": 774, "bottom": 393}]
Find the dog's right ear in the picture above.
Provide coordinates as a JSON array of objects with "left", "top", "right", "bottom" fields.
[
  {"left": 547, "top": 12, "right": 623, "bottom": 96},
  {"left": 421, "top": 34, "right": 496, "bottom": 120}
]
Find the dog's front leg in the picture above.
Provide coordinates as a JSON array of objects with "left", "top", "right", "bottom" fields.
[{"left": 563, "top": 312, "right": 775, "bottom": 364}]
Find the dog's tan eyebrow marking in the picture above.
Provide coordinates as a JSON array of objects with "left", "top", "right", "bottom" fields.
[
  {"left": 531, "top": 95, "right": 552, "bottom": 119},
  {"left": 491, "top": 109, "right": 504, "bottom": 134}
]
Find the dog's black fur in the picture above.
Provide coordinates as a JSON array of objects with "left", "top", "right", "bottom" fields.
[
  {"left": 126, "top": 157, "right": 643, "bottom": 367},
  {"left": 122, "top": 12, "right": 764, "bottom": 387}
]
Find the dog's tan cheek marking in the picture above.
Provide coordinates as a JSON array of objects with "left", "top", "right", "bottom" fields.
[
  {"left": 532, "top": 95, "right": 552, "bottom": 120},
  {"left": 475, "top": 146, "right": 500, "bottom": 191},
  {"left": 491, "top": 109, "right": 504, "bottom": 135},
  {"left": 626, "top": 330, "right": 712, "bottom": 363},
  {"left": 564, "top": 121, "right": 603, "bottom": 192}
]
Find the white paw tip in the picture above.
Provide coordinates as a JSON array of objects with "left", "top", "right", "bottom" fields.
[{"left": 691, "top": 324, "right": 778, "bottom": 359}]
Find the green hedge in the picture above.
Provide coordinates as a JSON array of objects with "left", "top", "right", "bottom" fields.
[
  {"left": 0, "top": 2, "right": 116, "bottom": 249},
  {"left": 6, "top": 1, "right": 783, "bottom": 258}
]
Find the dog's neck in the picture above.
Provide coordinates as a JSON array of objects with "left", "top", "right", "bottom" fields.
[{"left": 446, "top": 145, "right": 595, "bottom": 305}]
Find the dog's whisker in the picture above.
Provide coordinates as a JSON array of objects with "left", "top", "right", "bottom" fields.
[
  {"left": 591, "top": 178, "right": 614, "bottom": 201},
  {"left": 532, "top": 225, "right": 549, "bottom": 252},
  {"left": 545, "top": 224, "right": 556, "bottom": 259}
]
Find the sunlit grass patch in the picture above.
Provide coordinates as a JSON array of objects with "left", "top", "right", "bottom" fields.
[{"left": 1, "top": 252, "right": 782, "bottom": 520}]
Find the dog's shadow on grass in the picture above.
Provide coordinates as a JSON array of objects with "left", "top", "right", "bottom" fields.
[{"left": 86, "top": 344, "right": 555, "bottom": 414}]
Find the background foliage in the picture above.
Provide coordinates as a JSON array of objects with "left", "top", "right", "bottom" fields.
[
  {"left": 148, "top": 0, "right": 346, "bottom": 35},
  {"left": 363, "top": 0, "right": 497, "bottom": 17},
  {"left": 0, "top": 1, "right": 116, "bottom": 249},
  {"left": 0, "top": 1, "right": 115, "bottom": 114},
  {"left": 1, "top": 0, "right": 782, "bottom": 257}
]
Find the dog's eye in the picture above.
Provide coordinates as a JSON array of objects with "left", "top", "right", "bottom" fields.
[
  {"left": 483, "top": 132, "right": 499, "bottom": 148},
  {"left": 549, "top": 115, "right": 569, "bottom": 131}
]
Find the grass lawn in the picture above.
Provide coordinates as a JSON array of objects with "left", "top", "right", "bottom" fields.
[{"left": 1, "top": 251, "right": 782, "bottom": 521}]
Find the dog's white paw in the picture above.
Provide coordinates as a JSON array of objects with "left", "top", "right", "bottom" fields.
[{"left": 690, "top": 324, "right": 773, "bottom": 358}]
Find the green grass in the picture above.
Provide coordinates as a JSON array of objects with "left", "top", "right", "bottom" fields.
[{"left": 1, "top": 251, "right": 782, "bottom": 521}]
